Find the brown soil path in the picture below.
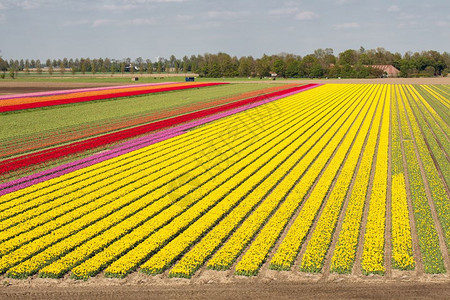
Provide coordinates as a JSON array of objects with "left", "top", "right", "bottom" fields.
[{"left": 1, "top": 281, "right": 449, "bottom": 300}]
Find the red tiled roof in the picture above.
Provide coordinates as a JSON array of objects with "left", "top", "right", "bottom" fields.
[{"left": 370, "top": 65, "right": 400, "bottom": 75}]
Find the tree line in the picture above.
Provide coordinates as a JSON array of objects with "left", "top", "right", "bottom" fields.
[{"left": 1, "top": 47, "right": 449, "bottom": 79}]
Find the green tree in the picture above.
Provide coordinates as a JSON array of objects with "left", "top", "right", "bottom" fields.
[
  {"left": 36, "top": 59, "right": 42, "bottom": 74},
  {"left": 60, "top": 61, "right": 65, "bottom": 75},
  {"left": 91, "top": 60, "right": 97, "bottom": 75},
  {"left": 9, "top": 67, "right": 15, "bottom": 79},
  {"left": 146, "top": 59, "right": 152, "bottom": 74},
  {"left": 110, "top": 61, "right": 116, "bottom": 75},
  {"left": 272, "top": 58, "right": 286, "bottom": 77},
  {"left": 156, "top": 61, "right": 162, "bottom": 73}
]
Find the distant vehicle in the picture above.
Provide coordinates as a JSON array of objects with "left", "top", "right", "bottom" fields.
[{"left": 124, "top": 64, "right": 139, "bottom": 72}]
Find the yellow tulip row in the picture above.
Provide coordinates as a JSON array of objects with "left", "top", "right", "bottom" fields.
[
  {"left": 0, "top": 101, "right": 269, "bottom": 222},
  {"left": 65, "top": 86, "right": 333, "bottom": 279},
  {"left": 40, "top": 88, "right": 329, "bottom": 279},
  {"left": 269, "top": 85, "right": 381, "bottom": 273},
  {"left": 0, "top": 110, "right": 233, "bottom": 208},
  {"left": 330, "top": 85, "right": 385, "bottom": 274},
  {"left": 233, "top": 84, "right": 370, "bottom": 275},
  {"left": 0, "top": 94, "right": 297, "bottom": 245},
  {"left": 410, "top": 87, "right": 449, "bottom": 185},
  {"left": 404, "top": 85, "right": 449, "bottom": 250},
  {"left": 299, "top": 84, "right": 380, "bottom": 272},
  {"left": 2, "top": 84, "right": 447, "bottom": 279},
  {"left": 0, "top": 113, "right": 266, "bottom": 255},
  {"left": 397, "top": 87, "right": 445, "bottom": 274},
  {"left": 160, "top": 85, "right": 360, "bottom": 278},
  {"left": 361, "top": 85, "right": 390, "bottom": 274},
  {"left": 390, "top": 85, "right": 414, "bottom": 270},
  {"left": 102, "top": 86, "right": 341, "bottom": 278},
  {"left": 0, "top": 89, "right": 319, "bottom": 277},
  {"left": 1, "top": 86, "right": 298, "bottom": 210},
  {"left": 420, "top": 85, "right": 450, "bottom": 109},
  {"left": 203, "top": 85, "right": 364, "bottom": 273},
  {"left": 401, "top": 85, "right": 449, "bottom": 267},
  {"left": 0, "top": 86, "right": 306, "bottom": 230}
]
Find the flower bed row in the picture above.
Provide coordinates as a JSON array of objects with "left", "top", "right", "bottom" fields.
[
  {"left": 0, "top": 92, "right": 309, "bottom": 253},
  {"left": 41, "top": 97, "right": 308, "bottom": 279},
  {"left": 397, "top": 86, "right": 445, "bottom": 274},
  {"left": 172, "top": 85, "right": 363, "bottom": 277},
  {"left": 0, "top": 82, "right": 174, "bottom": 101},
  {"left": 390, "top": 85, "right": 414, "bottom": 270},
  {"left": 268, "top": 85, "right": 375, "bottom": 274},
  {"left": 0, "top": 84, "right": 318, "bottom": 175},
  {"left": 360, "top": 86, "right": 390, "bottom": 275},
  {"left": 329, "top": 86, "right": 385, "bottom": 273},
  {"left": 0, "top": 84, "right": 318, "bottom": 278},
  {"left": 0, "top": 84, "right": 320, "bottom": 200},
  {"left": 0, "top": 84, "right": 300, "bottom": 159},
  {"left": 0, "top": 82, "right": 220, "bottom": 112},
  {"left": 299, "top": 84, "right": 379, "bottom": 273}
]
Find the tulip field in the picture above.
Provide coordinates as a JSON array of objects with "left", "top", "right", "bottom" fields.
[{"left": 0, "top": 82, "right": 449, "bottom": 281}]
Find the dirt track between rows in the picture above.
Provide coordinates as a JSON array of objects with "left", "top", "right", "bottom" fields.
[{"left": 1, "top": 280, "right": 449, "bottom": 300}]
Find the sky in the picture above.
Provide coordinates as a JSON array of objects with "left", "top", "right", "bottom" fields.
[{"left": 0, "top": 0, "right": 449, "bottom": 61}]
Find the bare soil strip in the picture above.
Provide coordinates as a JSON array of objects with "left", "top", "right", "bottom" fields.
[{"left": 1, "top": 280, "right": 449, "bottom": 300}]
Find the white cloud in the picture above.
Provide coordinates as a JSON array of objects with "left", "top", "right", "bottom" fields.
[
  {"left": 127, "top": 0, "right": 186, "bottom": 3},
  {"left": 63, "top": 19, "right": 89, "bottom": 27},
  {"left": 333, "top": 22, "right": 360, "bottom": 29},
  {"left": 396, "top": 21, "right": 418, "bottom": 29},
  {"left": 175, "top": 14, "right": 193, "bottom": 22},
  {"left": 336, "top": 0, "right": 354, "bottom": 5},
  {"left": 92, "top": 19, "right": 113, "bottom": 27},
  {"left": 295, "top": 11, "right": 319, "bottom": 20},
  {"left": 387, "top": 5, "right": 400, "bottom": 12},
  {"left": 206, "top": 10, "right": 246, "bottom": 19},
  {"left": 187, "top": 21, "right": 221, "bottom": 30},
  {"left": 102, "top": 4, "right": 138, "bottom": 11},
  {"left": 436, "top": 20, "right": 450, "bottom": 27},
  {"left": 397, "top": 13, "right": 415, "bottom": 20},
  {"left": 15, "top": 0, "right": 41, "bottom": 10},
  {"left": 268, "top": 7, "right": 299, "bottom": 15},
  {"left": 124, "top": 18, "right": 156, "bottom": 25}
]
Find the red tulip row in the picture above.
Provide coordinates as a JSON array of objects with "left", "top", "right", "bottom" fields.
[
  {"left": 1, "top": 84, "right": 299, "bottom": 159},
  {"left": 0, "top": 84, "right": 317, "bottom": 174},
  {"left": 0, "top": 82, "right": 225, "bottom": 113}
]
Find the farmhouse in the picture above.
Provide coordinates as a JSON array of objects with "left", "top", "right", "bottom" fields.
[{"left": 370, "top": 64, "right": 400, "bottom": 77}]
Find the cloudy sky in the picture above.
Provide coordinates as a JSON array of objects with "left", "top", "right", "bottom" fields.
[{"left": 0, "top": 0, "right": 449, "bottom": 61}]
